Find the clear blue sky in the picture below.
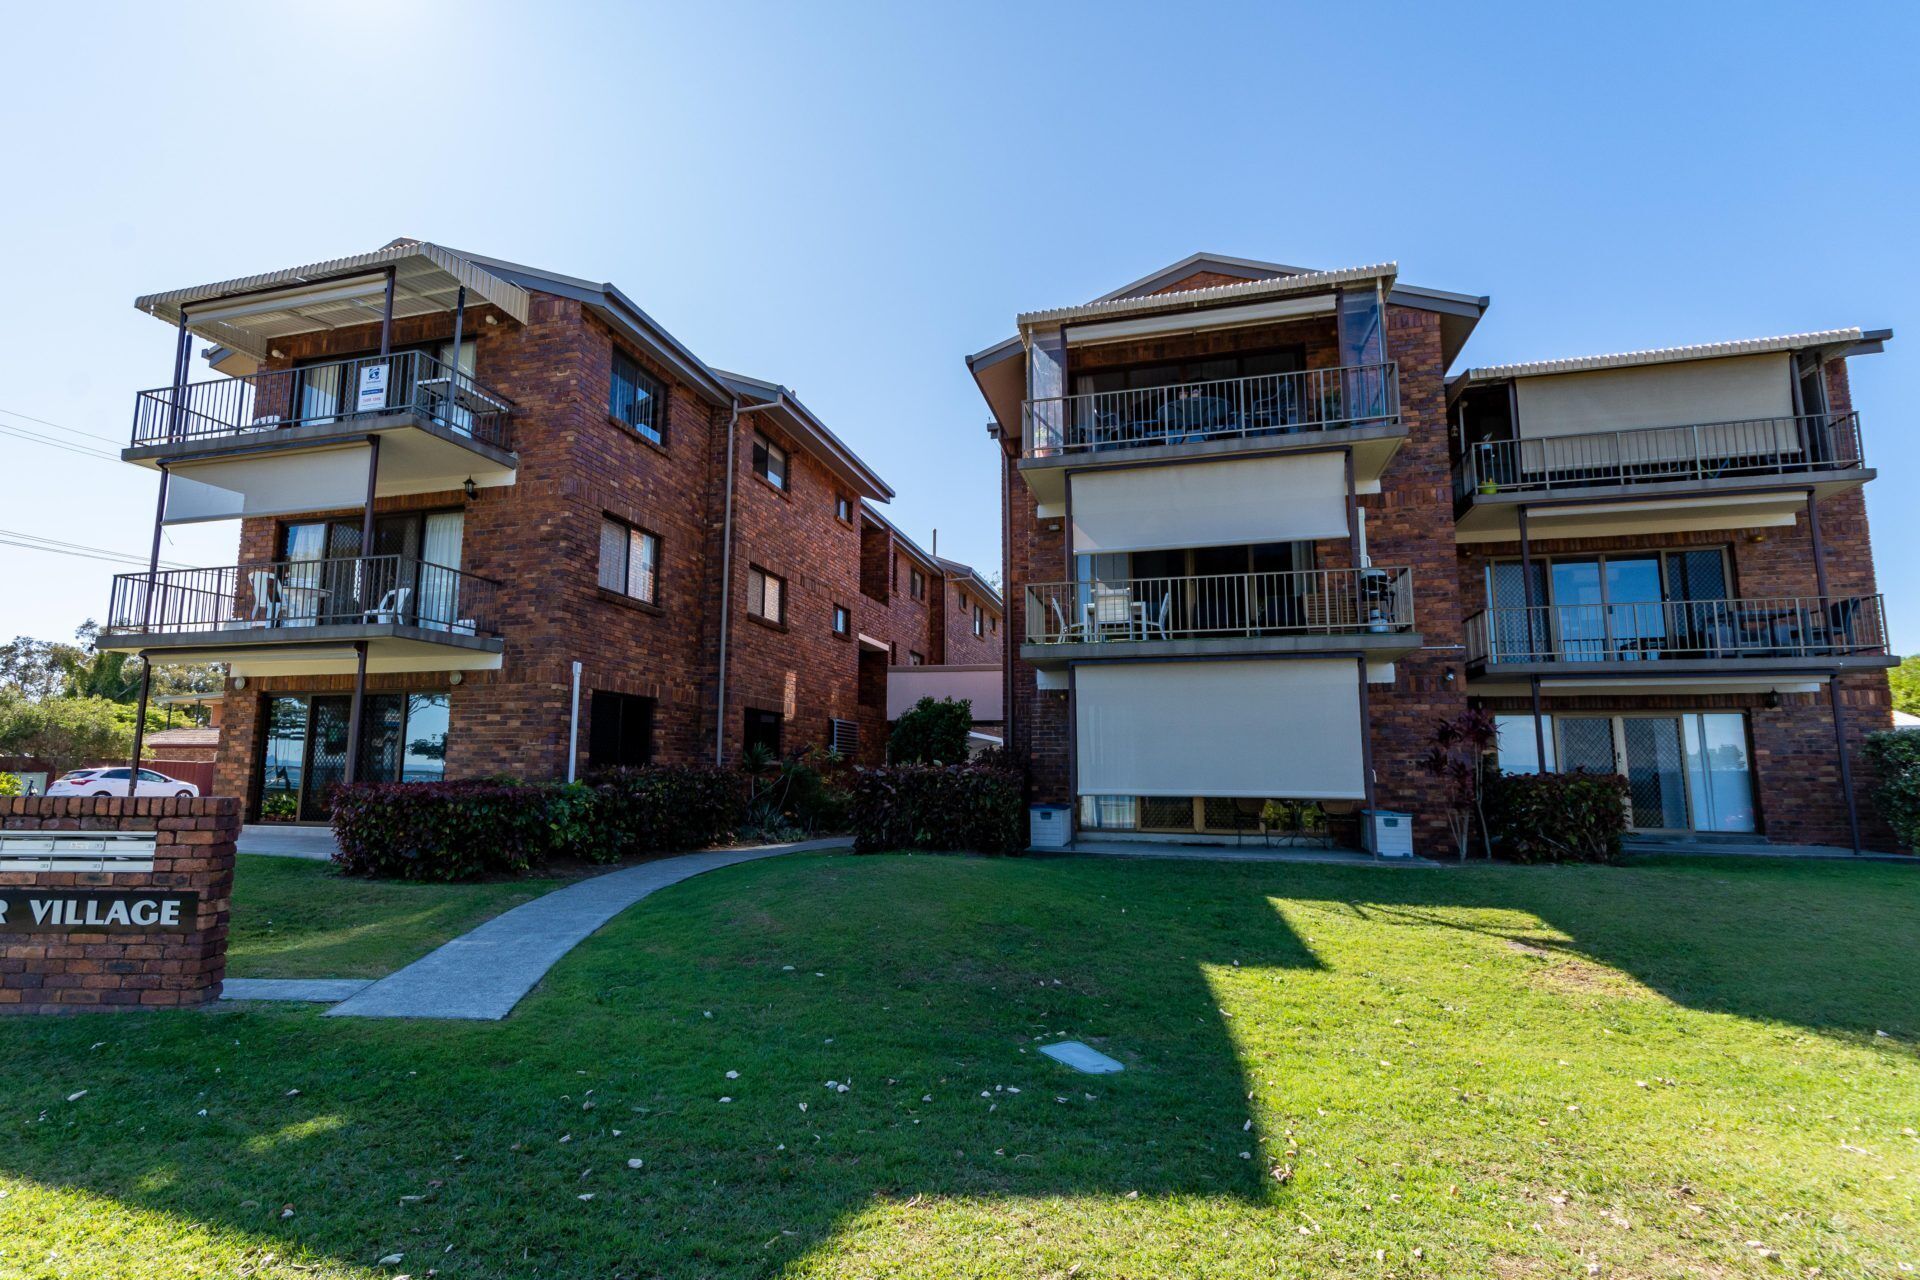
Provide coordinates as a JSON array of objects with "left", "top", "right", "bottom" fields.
[{"left": 2, "top": 2, "right": 1915, "bottom": 647}]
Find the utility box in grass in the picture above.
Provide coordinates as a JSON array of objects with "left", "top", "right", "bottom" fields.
[
  {"left": 1029, "top": 804, "right": 1071, "bottom": 850},
  {"left": 1363, "top": 810, "right": 1414, "bottom": 859}
]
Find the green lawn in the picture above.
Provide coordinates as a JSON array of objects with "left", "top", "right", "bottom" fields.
[
  {"left": 1, "top": 853, "right": 1916, "bottom": 1279},
  {"left": 227, "top": 855, "right": 567, "bottom": 979}
]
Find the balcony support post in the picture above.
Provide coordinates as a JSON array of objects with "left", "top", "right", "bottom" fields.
[
  {"left": 165, "top": 310, "right": 191, "bottom": 445},
  {"left": 1829, "top": 677, "right": 1864, "bottom": 855},
  {"left": 1345, "top": 447, "right": 1362, "bottom": 625},
  {"left": 344, "top": 641, "right": 369, "bottom": 787},
  {"left": 124, "top": 663, "right": 153, "bottom": 798},
  {"left": 379, "top": 266, "right": 396, "bottom": 356},
  {"left": 1805, "top": 489, "right": 1829, "bottom": 601},
  {"left": 1518, "top": 505, "right": 1548, "bottom": 771}
]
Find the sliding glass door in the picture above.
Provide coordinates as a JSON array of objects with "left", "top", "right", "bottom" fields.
[
  {"left": 254, "top": 691, "right": 453, "bottom": 822},
  {"left": 1495, "top": 711, "right": 1757, "bottom": 834}
]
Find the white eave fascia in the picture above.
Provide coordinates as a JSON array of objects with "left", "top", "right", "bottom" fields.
[
  {"left": 1460, "top": 328, "right": 1873, "bottom": 383},
  {"left": 1015, "top": 262, "right": 1398, "bottom": 330}
]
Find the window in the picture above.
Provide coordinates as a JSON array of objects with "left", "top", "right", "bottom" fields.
[
  {"left": 743, "top": 707, "right": 783, "bottom": 757},
  {"left": 589, "top": 691, "right": 655, "bottom": 770},
  {"left": 832, "top": 603, "right": 851, "bottom": 637},
  {"left": 989, "top": 613, "right": 997, "bottom": 634},
  {"left": 598, "top": 517, "right": 659, "bottom": 604},
  {"left": 748, "top": 566, "right": 785, "bottom": 624},
  {"left": 752, "top": 433, "right": 787, "bottom": 490},
  {"left": 610, "top": 349, "right": 666, "bottom": 445},
  {"left": 910, "top": 567, "right": 926, "bottom": 600},
  {"left": 973, "top": 604, "right": 985, "bottom": 637},
  {"left": 908, "top": 650, "right": 924, "bottom": 666},
  {"left": 401, "top": 693, "right": 450, "bottom": 782},
  {"left": 836, "top": 495, "right": 853, "bottom": 523}
]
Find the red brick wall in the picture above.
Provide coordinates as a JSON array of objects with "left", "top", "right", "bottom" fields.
[
  {"left": 0, "top": 797, "right": 236, "bottom": 1013},
  {"left": 1454, "top": 354, "right": 1891, "bottom": 848},
  {"left": 208, "top": 287, "right": 918, "bottom": 805}
]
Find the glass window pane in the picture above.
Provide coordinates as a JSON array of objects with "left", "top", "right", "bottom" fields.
[
  {"left": 598, "top": 519, "right": 627, "bottom": 592},
  {"left": 402, "top": 693, "right": 450, "bottom": 783},
  {"left": 629, "top": 529, "right": 657, "bottom": 602},
  {"left": 1684, "top": 713, "right": 1756, "bottom": 833},
  {"left": 1494, "top": 714, "right": 1554, "bottom": 774},
  {"left": 1605, "top": 558, "right": 1664, "bottom": 657},
  {"left": 1622, "top": 717, "right": 1689, "bottom": 830},
  {"left": 1550, "top": 561, "right": 1605, "bottom": 661},
  {"left": 261, "top": 697, "right": 307, "bottom": 806},
  {"left": 1557, "top": 718, "right": 1617, "bottom": 774}
]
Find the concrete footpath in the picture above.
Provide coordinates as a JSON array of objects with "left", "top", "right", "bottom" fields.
[{"left": 323, "top": 837, "right": 850, "bottom": 1021}]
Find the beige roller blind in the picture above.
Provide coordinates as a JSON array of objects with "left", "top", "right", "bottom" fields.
[
  {"left": 1069, "top": 452, "right": 1348, "bottom": 555},
  {"left": 161, "top": 447, "right": 373, "bottom": 525},
  {"left": 1075, "top": 658, "right": 1365, "bottom": 799}
]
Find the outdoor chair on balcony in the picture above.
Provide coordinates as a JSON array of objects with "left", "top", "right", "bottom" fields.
[
  {"left": 365, "top": 587, "right": 413, "bottom": 626},
  {"left": 1140, "top": 591, "right": 1172, "bottom": 640},
  {"left": 247, "top": 571, "right": 283, "bottom": 627},
  {"left": 1047, "top": 597, "right": 1084, "bottom": 644},
  {"left": 1091, "top": 585, "right": 1137, "bottom": 639}
]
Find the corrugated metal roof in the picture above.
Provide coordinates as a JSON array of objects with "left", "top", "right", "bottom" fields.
[
  {"left": 143, "top": 726, "right": 219, "bottom": 748},
  {"left": 1462, "top": 328, "right": 1865, "bottom": 381},
  {"left": 134, "top": 240, "right": 532, "bottom": 359},
  {"left": 1016, "top": 262, "right": 1397, "bottom": 329}
]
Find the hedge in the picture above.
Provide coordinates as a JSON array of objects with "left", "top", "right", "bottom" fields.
[
  {"left": 849, "top": 764, "right": 1025, "bottom": 855},
  {"left": 332, "top": 766, "right": 746, "bottom": 881},
  {"left": 1862, "top": 729, "right": 1920, "bottom": 852},
  {"left": 1483, "top": 769, "right": 1630, "bottom": 864}
]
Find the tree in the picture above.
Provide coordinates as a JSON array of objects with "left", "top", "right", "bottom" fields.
[
  {"left": 0, "top": 690, "right": 136, "bottom": 778},
  {"left": 887, "top": 696, "right": 973, "bottom": 764},
  {"left": 1890, "top": 656, "right": 1920, "bottom": 718},
  {"left": 1418, "top": 708, "right": 1499, "bottom": 861}
]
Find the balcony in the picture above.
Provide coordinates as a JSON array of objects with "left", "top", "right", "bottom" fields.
[
  {"left": 1463, "top": 594, "right": 1894, "bottom": 691},
  {"left": 124, "top": 351, "right": 518, "bottom": 516},
  {"left": 1018, "top": 364, "right": 1403, "bottom": 511},
  {"left": 1020, "top": 566, "right": 1419, "bottom": 667},
  {"left": 96, "top": 554, "right": 505, "bottom": 677},
  {"left": 1454, "top": 413, "right": 1873, "bottom": 541}
]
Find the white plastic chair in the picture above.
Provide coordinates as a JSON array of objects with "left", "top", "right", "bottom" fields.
[
  {"left": 1092, "top": 585, "right": 1134, "bottom": 639},
  {"left": 1141, "top": 591, "right": 1172, "bottom": 639},
  {"left": 247, "top": 571, "right": 282, "bottom": 626},
  {"left": 1048, "top": 597, "right": 1083, "bottom": 643},
  {"left": 365, "top": 586, "right": 412, "bottom": 625}
]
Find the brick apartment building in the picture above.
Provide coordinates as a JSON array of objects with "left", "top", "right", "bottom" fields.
[
  {"left": 98, "top": 239, "right": 999, "bottom": 821},
  {"left": 968, "top": 253, "right": 1896, "bottom": 852}
]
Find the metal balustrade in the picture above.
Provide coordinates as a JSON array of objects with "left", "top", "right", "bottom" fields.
[
  {"left": 1456, "top": 412, "right": 1863, "bottom": 499},
  {"left": 1023, "top": 567, "right": 1414, "bottom": 645},
  {"left": 105, "top": 555, "right": 500, "bottom": 640},
  {"left": 1022, "top": 363, "right": 1399, "bottom": 457},
  {"left": 131, "top": 350, "right": 515, "bottom": 452},
  {"left": 1463, "top": 594, "right": 1887, "bottom": 665}
]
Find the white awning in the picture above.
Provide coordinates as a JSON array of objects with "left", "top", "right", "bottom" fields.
[
  {"left": 1069, "top": 452, "right": 1348, "bottom": 555},
  {"left": 162, "top": 445, "right": 374, "bottom": 524},
  {"left": 134, "top": 240, "right": 532, "bottom": 362},
  {"left": 1074, "top": 658, "right": 1365, "bottom": 799}
]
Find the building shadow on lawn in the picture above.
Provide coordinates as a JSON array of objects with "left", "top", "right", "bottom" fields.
[
  {"left": 1310, "top": 856, "right": 1920, "bottom": 1044},
  {"left": 0, "top": 855, "right": 1327, "bottom": 1278}
]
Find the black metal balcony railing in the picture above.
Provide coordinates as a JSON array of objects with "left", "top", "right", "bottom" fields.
[
  {"left": 1023, "top": 566, "right": 1414, "bottom": 645},
  {"left": 1023, "top": 363, "right": 1399, "bottom": 458},
  {"left": 131, "top": 350, "right": 515, "bottom": 453},
  {"left": 1456, "top": 412, "right": 1863, "bottom": 499},
  {"left": 104, "top": 555, "right": 501, "bottom": 640},
  {"left": 1463, "top": 594, "right": 1887, "bottom": 665}
]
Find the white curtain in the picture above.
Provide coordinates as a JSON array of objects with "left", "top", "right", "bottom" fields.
[{"left": 419, "top": 511, "right": 465, "bottom": 630}]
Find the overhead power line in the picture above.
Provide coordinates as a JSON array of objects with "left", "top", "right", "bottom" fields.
[
  {"left": 0, "top": 527, "right": 193, "bottom": 571},
  {"left": 0, "top": 421, "right": 121, "bottom": 462},
  {"left": 0, "top": 405, "right": 122, "bottom": 445}
]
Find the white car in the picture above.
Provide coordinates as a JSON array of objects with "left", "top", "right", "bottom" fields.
[{"left": 46, "top": 767, "right": 200, "bottom": 798}]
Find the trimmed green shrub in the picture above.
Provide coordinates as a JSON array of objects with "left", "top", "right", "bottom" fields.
[
  {"left": 332, "top": 766, "right": 747, "bottom": 880},
  {"left": 1484, "top": 770, "right": 1630, "bottom": 864},
  {"left": 887, "top": 696, "right": 973, "bottom": 764},
  {"left": 850, "top": 764, "right": 1025, "bottom": 855},
  {"left": 586, "top": 765, "right": 747, "bottom": 860},
  {"left": 1862, "top": 729, "right": 1920, "bottom": 852}
]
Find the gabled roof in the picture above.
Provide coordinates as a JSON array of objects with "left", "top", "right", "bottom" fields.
[
  {"left": 858, "top": 508, "right": 1001, "bottom": 609},
  {"left": 936, "top": 556, "right": 1003, "bottom": 612},
  {"left": 713, "top": 370, "right": 892, "bottom": 501},
  {"left": 1015, "top": 262, "right": 1399, "bottom": 329},
  {"left": 1456, "top": 327, "right": 1890, "bottom": 384}
]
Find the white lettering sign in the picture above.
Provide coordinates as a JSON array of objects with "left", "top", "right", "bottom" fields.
[
  {"left": 1, "top": 890, "right": 198, "bottom": 933},
  {"left": 357, "top": 363, "right": 389, "bottom": 413}
]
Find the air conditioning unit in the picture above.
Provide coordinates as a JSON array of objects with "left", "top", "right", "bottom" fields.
[{"left": 1363, "top": 809, "right": 1414, "bottom": 859}]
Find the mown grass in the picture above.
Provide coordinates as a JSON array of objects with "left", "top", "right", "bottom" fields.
[
  {"left": 226, "top": 855, "right": 567, "bottom": 979},
  {"left": 1, "top": 853, "right": 1915, "bottom": 1278}
]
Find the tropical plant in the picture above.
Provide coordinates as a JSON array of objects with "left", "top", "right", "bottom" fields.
[{"left": 1417, "top": 709, "right": 1499, "bottom": 860}]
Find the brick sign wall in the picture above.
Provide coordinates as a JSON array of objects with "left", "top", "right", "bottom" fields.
[{"left": 0, "top": 797, "right": 237, "bottom": 1014}]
